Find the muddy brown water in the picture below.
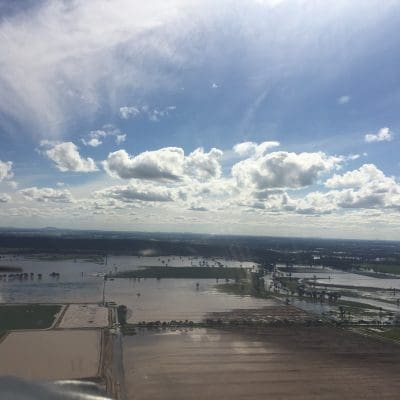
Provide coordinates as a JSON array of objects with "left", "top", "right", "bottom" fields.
[
  {"left": 0, "top": 330, "right": 101, "bottom": 380},
  {"left": 123, "top": 327, "right": 400, "bottom": 400}
]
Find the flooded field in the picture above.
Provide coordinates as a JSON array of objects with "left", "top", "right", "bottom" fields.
[
  {"left": 273, "top": 265, "right": 400, "bottom": 316},
  {"left": 0, "top": 330, "right": 101, "bottom": 380},
  {"left": 58, "top": 304, "right": 109, "bottom": 328},
  {"left": 0, "top": 255, "right": 256, "bottom": 304},
  {"left": 107, "top": 255, "right": 257, "bottom": 271},
  {"left": 106, "top": 278, "right": 273, "bottom": 322},
  {"left": 2, "top": 253, "right": 400, "bottom": 400},
  {"left": 278, "top": 265, "right": 400, "bottom": 290},
  {"left": 0, "top": 256, "right": 105, "bottom": 303},
  {"left": 123, "top": 327, "right": 400, "bottom": 400},
  {"left": 0, "top": 254, "right": 274, "bottom": 324},
  {"left": 316, "top": 273, "right": 400, "bottom": 290}
]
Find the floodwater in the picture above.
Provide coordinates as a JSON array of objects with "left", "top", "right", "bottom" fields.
[
  {"left": 2, "top": 254, "right": 400, "bottom": 318},
  {"left": 122, "top": 327, "right": 400, "bottom": 400},
  {"left": 316, "top": 273, "right": 400, "bottom": 290},
  {"left": 106, "top": 278, "right": 273, "bottom": 322},
  {"left": 107, "top": 255, "right": 257, "bottom": 272},
  {"left": 0, "top": 330, "right": 101, "bottom": 380},
  {"left": 0, "top": 256, "right": 105, "bottom": 303},
  {"left": 340, "top": 296, "right": 400, "bottom": 312},
  {"left": 289, "top": 298, "right": 333, "bottom": 314},
  {"left": 278, "top": 265, "right": 400, "bottom": 290},
  {"left": 58, "top": 304, "right": 109, "bottom": 328},
  {"left": 0, "top": 255, "right": 261, "bottom": 316},
  {"left": 275, "top": 266, "right": 400, "bottom": 312}
]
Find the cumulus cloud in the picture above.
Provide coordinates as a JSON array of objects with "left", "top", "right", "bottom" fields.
[
  {"left": 185, "top": 148, "right": 223, "bottom": 179},
  {"left": 323, "top": 164, "right": 400, "bottom": 210},
  {"left": 0, "top": 194, "right": 11, "bottom": 203},
  {"left": 103, "top": 146, "right": 223, "bottom": 181},
  {"left": 295, "top": 191, "right": 337, "bottom": 215},
  {"left": 20, "top": 187, "right": 74, "bottom": 203},
  {"left": 233, "top": 141, "right": 280, "bottom": 157},
  {"left": 236, "top": 190, "right": 293, "bottom": 212},
  {"left": 82, "top": 137, "right": 102, "bottom": 147},
  {"left": 189, "top": 205, "right": 208, "bottom": 211},
  {"left": 95, "top": 183, "right": 173, "bottom": 202},
  {"left": 83, "top": 137, "right": 102, "bottom": 147},
  {"left": 0, "top": 160, "right": 13, "bottom": 181},
  {"left": 232, "top": 150, "right": 341, "bottom": 189},
  {"left": 43, "top": 142, "right": 98, "bottom": 172},
  {"left": 82, "top": 126, "right": 126, "bottom": 147},
  {"left": 365, "top": 127, "right": 393, "bottom": 143},
  {"left": 119, "top": 105, "right": 176, "bottom": 121},
  {"left": 103, "top": 147, "right": 185, "bottom": 181},
  {"left": 119, "top": 106, "right": 141, "bottom": 119},
  {"left": 115, "top": 134, "right": 127, "bottom": 144},
  {"left": 7, "top": 181, "right": 18, "bottom": 189},
  {"left": 325, "top": 164, "right": 390, "bottom": 189},
  {"left": 336, "top": 189, "right": 388, "bottom": 209},
  {"left": 285, "top": 164, "right": 400, "bottom": 215}
]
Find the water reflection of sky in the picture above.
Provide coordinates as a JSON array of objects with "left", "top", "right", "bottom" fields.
[
  {"left": 315, "top": 273, "right": 400, "bottom": 290},
  {"left": 0, "top": 255, "right": 106, "bottom": 303},
  {"left": 278, "top": 265, "right": 400, "bottom": 290},
  {"left": 107, "top": 255, "right": 257, "bottom": 272},
  {"left": 0, "top": 255, "right": 259, "bottom": 307},
  {"left": 105, "top": 278, "right": 272, "bottom": 323}
]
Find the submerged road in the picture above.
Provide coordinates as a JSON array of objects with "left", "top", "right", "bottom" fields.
[{"left": 107, "top": 305, "right": 127, "bottom": 400}]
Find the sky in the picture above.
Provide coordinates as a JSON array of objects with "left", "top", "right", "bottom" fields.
[{"left": 0, "top": 0, "right": 399, "bottom": 239}]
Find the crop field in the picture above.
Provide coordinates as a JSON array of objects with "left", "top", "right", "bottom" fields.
[
  {"left": 0, "top": 304, "right": 61, "bottom": 330},
  {"left": 114, "top": 266, "right": 247, "bottom": 279}
]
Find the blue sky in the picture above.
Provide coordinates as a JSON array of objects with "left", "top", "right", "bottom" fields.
[{"left": 0, "top": 0, "right": 399, "bottom": 239}]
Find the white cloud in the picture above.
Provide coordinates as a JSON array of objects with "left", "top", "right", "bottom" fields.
[
  {"left": 43, "top": 142, "right": 98, "bottom": 172},
  {"left": 83, "top": 137, "right": 103, "bottom": 147},
  {"left": 115, "top": 134, "right": 127, "bottom": 144},
  {"left": 295, "top": 191, "right": 336, "bottom": 215},
  {"left": 325, "top": 164, "right": 390, "bottom": 189},
  {"left": 232, "top": 150, "right": 341, "bottom": 189},
  {"left": 365, "top": 127, "right": 393, "bottom": 143},
  {"left": 119, "top": 106, "right": 140, "bottom": 119},
  {"left": 103, "top": 147, "right": 185, "bottom": 181},
  {"left": 82, "top": 126, "right": 127, "bottom": 147},
  {"left": 185, "top": 148, "right": 223, "bottom": 179},
  {"left": 0, "top": 193, "right": 11, "bottom": 203},
  {"left": 95, "top": 183, "right": 174, "bottom": 202},
  {"left": 148, "top": 106, "right": 176, "bottom": 122},
  {"left": 253, "top": 0, "right": 285, "bottom": 7},
  {"left": 336, "top": 188, "right": 388, "bottom": 209},
  {"left": 7, "top": 181, "right": 18, "bottom": 189},
  {"left": 0, "top": 160, "right": 13, "bottom": 182},
  {"left": 0, "top": 0, "right": 396, "bottom": 146},
  {"left": 20, "top": 187, "right": 74, "bottom": 203},
  {"left": 233, "top": 141, "right": 280, "bottom": 157},
  {"left": 211, "top": 82, "right": 219, "bottom": 89},
  {"left": 295, "top": 164, "right": 400, "bottom": 213},
  {"left": 337, "top": 95, "right": 351, "bottom": 104},
  {"left": 103, "top": 146, "right": 223, "bottom": 181},
  {"left": 189, "top": 205, "right": 208, "bottom": 211},
  {"left": 119, "top": 105, "right": 176, "bottom": 121},
  {"left": 0, "top": 0, "right": 194, "bottom": 138}
]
